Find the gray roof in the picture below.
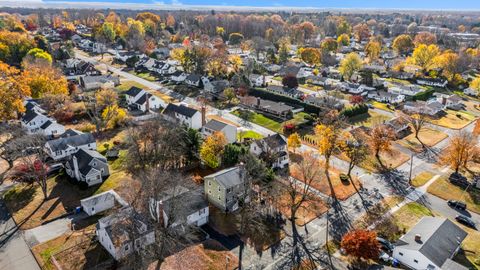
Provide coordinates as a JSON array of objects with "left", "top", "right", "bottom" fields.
[
  {"left": 163, "top": 103, "right": 199, "bottom": 118},
  {"left": 21, "top": 110, "right": 40, "bottom": 123},
  {"left": 203, "top": 119, "right": 229, "bottom": 132},
  {"left": 396, "top": 217, "right": 467, "bottom": 268},
  {"left": 68, "top": 148, "right": 107, "bottom": 175},
  {"left": 162, "top": 188, "right": 208, "bottom": 223},
  {"left": 204, "top": 166, "right": 244, "bottom": 188},
  {"left": 47, "top": 133, "right": 95, "bottom": 152}
]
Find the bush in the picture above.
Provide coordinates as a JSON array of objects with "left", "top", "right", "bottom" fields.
[
  {"left": 412, "top": 89, "right": 435, "bottom": 101},
  {"left": 78, "top": 123, "right": 96, "bottom": 133},
  {"left": 340, "top": 104, "right": 368, "bottom": 117},
  {"left": 340, "top": 173, "right": 349, "bottom": 183},
  {"left": 250, "top": 88, "right": 321, "bottom": 114}
]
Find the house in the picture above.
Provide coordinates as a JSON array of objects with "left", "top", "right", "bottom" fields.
[
  {"left": 250, "top": 133, "right": 289, "bottom": 169},
  {"left": 115, "top": 51, "right": 141, "bottom": 63},
  {"left": 151, "top": 60, "right": 176, "bottom": 75},
  {"left": 185, "top": 74, "right": 203, "bottom": 88},
  {"left": 38, "top": 120, "right": 65, "bottom": 138},
  {"left": 304, "top": 95, "right": 344, "bottom": 110},
  {"left": 170, "top": 71, "right": 187, "bottom": 84},
  {"left": 124, "top": 86, "right": 164, "bottom": 112},
  {"left": 162, "top": 103, "right": 202, "bottom": 129},
  {"left": 386, "top": 117, "right": 410, "bottom": 138},
  {"left": 203, "top": 79, "right": 229, "bottom": 94},
  {"left": 64, "top": 60, "right": 100, "bottom": 77},
  {"left": 416, "top": 78, "right": 448, "bottom": 88},
  {"left": 388, "top": 85, "right": 423, "bottom": 96},
  {"left": 80, "top": 74, "right": 120, "bottom": 91},
  {"left": 305, "top": 75, "right": 332, "bottom": 88},
  {"left": 65, "top": 149, "right": 109, "bottom": 187},
  {"left": 403, "top": 101, "right": 444, "bottom": 116},
  {"left": 463, "top": 87, "right": 478, "bottom": 96},
  {"left": 80, "top": 190, "right": 128, "bottom": 216},
  {"left": 149, "top": 187, "right": 209, "bottom": 228},
  {"left": 21, "top": 110, "right": 51, "bottom": 133},
  {"left": 249, "top": 74, "right": 265, "bottom": 87},
  {"left": 435, "top": 94, "right": 464, "bottom": 110},
  {"left": 44, "top": 133, "right": 96, "bottom": 160},
  {"left": 387, "top": 71, "right": 414, "bottom": 80},
  {"left": 201, "top": 119, "right": 237, "bottom": 143},
  {"left": 204, "top": 166, "right": 248, "bottom": 212},
  {"left": 24, "top": 100, "right": 46, "bottom": 114},
  {"left": 265, "top": 85, "right": 303, "bottom": 99},
  {"left": 392, "top": 217, "right": 467, "bottom": 270},
  {"left": 135, "top": 57, "right": 156, "bottom": 71},
  {"left": 368, "top": 91, "right": 405, "bottom": 104},
  {"left": 240, "top": 96, "right": 295, "bottom": 119},
  {"left": 96, "top": 206, "right": 155, "bottom": 261}
]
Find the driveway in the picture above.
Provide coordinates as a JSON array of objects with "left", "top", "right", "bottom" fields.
[
  {"left": 0, "top": 197, "right": 40, "bottom": 270},
  {"left": 422, "top": 193, "right": 480, "bottom": 225}
]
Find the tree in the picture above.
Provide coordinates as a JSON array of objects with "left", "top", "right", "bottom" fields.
[
  {"left": 228, "top": 33, "right": 244, "bottom": 45},
  {"left": 223, "top": 87, "right": 236, "bottom": 104},
  {"left": 22, "top": 62, "right": 68, "bottom": 98},
  {"left": 349, "top": 95, "right": 364, "bottom": 105},
  {"left": 336, "top": 20, "right": 351, "bottom": 36},
  {"left": 469, "top": 77, "right": 480, "bottom": 95},
  {"left": 24, "top": 48, "right": 52, "bottom": 65},
  {"left": 0, "top": 30, "right": 35, "bottom": 65},
  {"left": 341, "top": 229, "right": 380, "bottom": 262},
  {"left": 364, "top": 40, "right": 381, "bottom": 62},
  {"left": 222, "top": 144, "right": 245, "bottom": 167},
  {"left": 287, "top": 133, "right": 301, "bottom": 153},
  {"left": 320, "top": 38, "right": 337, "bottom": 53},
  {"left": 337, "top": 33, "right": 350, "bottom": 46},
  {"left": 369, "top": 124, "right": 395, "bottom": 166},
  {"left": 402, "top": 112, "right": 428, "bottom": 146},
  {"left": 0, "top": 124, "right": 26, "bottom": 171},
  {"left": 339, "top": 52, "right": 363, "bottom": 81},
  {"left": 229, "top": 55, "right": 242, "bottom": 73},
  {"left": 441, "top": 131, "right": 479, "bottom": 173},
  {"left": 102, "top": 105, "right": 127, "bottom": 129},
  {"left": 126, "top": 19, "right": 145, "bottom": 51},
  {"left": 407, "top": 44, "right": 440, "bottom": 72},
  {"left": 435, "top": 51, "right": 464, "bottom": 82},
  {"left": 300, "top": 47, "right": 321, "bottom": 66},
  {"left": 200, "top": 132, "right": 227, "bottom": 169},
  {"left": 278, "top": 40, "right": 290, "bottom": 64},
  {"left": 340, "top": 134, "right": 369, "bottom": 180},
  {"left": 0, "top": 61, "right": 30, "bottom": 120},
  {"left": 282, "top": 75, "right": 299, "bottom": 89},
  {"left": 414, "top": 32, "right": 437, "bottom": 46},
  {"left": 101, "top": 22, "right": 116, "bottom": 44},
  {"left": 353, "top": 23, "right": 371, "bottom": 42},
  {"left": 393, "top": 34, "right": 414, "bottom": 56}
]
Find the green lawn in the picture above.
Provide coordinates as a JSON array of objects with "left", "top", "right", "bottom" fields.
[
  {"left": 238, "top": 130, "right": 263, "bottom": 141},
  {"left": 283, "top": 112, "right": 310, "bottom": 126},
  {"left": 232, "top": 110, "right": 282, "bottom": 132},
  {"left": 128, "top": 70, "right": 157, "bottom": 82},
  {"left": 348, "top": 111, "right": 392, "bottom": 128},
  {"left": 116, "top": 80, "right": 146, "bottom": 92},
  {"left": 411, "top": 171, "right": 435, "bottom": 187},
  {"left": 369, "top": 101, "right": 395, "bottom": 112},
  {"left": 429, "top": 110, "right": 477, "bottom": 129}
]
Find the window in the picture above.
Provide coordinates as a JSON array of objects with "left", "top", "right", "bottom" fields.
[
  {"left": 124, "top": 245, "right": 129, "bottom": 251},
  {"left": 414, "top": 260, "right": 418, "bottom": 263},
  {"left": 399, "top": 252, "right": 403, "bottom": 256},
  {"left": 218, "top": 196, "right": 221, "bottom": 200},
  {"left": 208, "top": 180, "right": 211, "bottom": 186},
  {"left": 218, "top": 186, "right": 221, "bottom": 192},
  {"left": 199, "top": 208, "right": 206, "bottom": 215},
  {"left": 208, "top": 190, "right": 211, "bottom": 194}
]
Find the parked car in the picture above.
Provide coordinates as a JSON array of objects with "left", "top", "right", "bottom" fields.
[
  {"left": 449, "top": 172, "right": 470, "bottom": 188},
  {"left": 379, "top": 251, "right": 392, "bottom": 262},
  {"left": 447, "top": 200, "right": 467, "bottom": 211},
  {"left": 455, "top": 215, "right": 476, "bottom": 228},
  {"left": 47, "top": 163, "right": 64, "bottom": 176},
  {"left": 377, "top": 237, "right": 394, "bottom": 252}
]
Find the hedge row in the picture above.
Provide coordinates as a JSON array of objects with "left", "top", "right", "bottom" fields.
[
  {"left": 412, "top": 89, "right": 435, "bottom": 101},
  {"left": 341, "top": 104, "right": 369, "bottom": 117}
]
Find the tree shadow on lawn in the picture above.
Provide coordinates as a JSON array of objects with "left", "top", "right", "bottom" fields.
[{"left": 378, "top": 169, "right": 410, "bottom": 197}]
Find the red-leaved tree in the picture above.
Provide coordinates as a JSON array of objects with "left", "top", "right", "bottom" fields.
[{"left": 341, "top": 229, "right": 380, "bottom": 262}]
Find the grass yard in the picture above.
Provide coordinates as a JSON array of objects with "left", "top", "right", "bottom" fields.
[
  {"left": 397, "top": 128, "right": 448, "bottom": 153},
  {"left": 238, "top": 130, "right": 263, "bottom": 141},
  {"left": 348, "top": 111, "right": 392, "bottom": 128},
  {"left": 454, "top": 227, "right": 480, "bottom": 269},
  {"left": 369, "top": 101, "right": 395, "bottom": 112},
  {"left": 128, "top": 70, "right": 157, "bottom": 82},
  {"left": 116, "top": 80, "right": 147, "bottom": 92},
  {"left": 427, "top": 176, "right": 480, "bottom": 214},
  {"left": 429, "top": 110, "right": 476, "bottom": 129},
  {"left": 338, "top": 146, "right": 410, "bottom": 173},
  {"left": 159, "top": 240, "right": 239, "bottom": 270},
  {"left": 232, "top": 110, "right": 282, "bottom": 132},
  {"left": 32, "top": 224, "right": 112, "bottom": 270},
  {"left": 283, "top": 112, "right": 311, "bottom": 126},
  {"left": 411, "top": 171, "right": 435, "bottom": 187},
  {"left": 289, "top": 160, "right": 363, "bottom": 200}
]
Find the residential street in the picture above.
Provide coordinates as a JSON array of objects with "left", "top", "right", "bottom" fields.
[
  {"left": 75, "top": 50, "right": 478, "bottom": 269},
  {"left": 0, "top": 185, "right": 40, "bottom": 270}
]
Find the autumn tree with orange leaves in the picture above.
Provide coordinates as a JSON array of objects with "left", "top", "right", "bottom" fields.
[
  {"left": 341, "top": 229, "right": 380, "bottom": 262},
  {"left": 0, "top": 61, "right": 30, "bottom": 120},
  {"left": 369, "top": 124, "right": 396, "bottom": 166},
  {"left": 441, "top": 131, "right": 479, "bottom": 173}
]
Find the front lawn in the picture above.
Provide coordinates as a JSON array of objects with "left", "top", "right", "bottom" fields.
[
  {"left": 454, "top": 227, "right": 480, "bottom": 269},
  {"left": 411, "top": 171, "right": 435, "bottom": 187},
  {"left": 397, "top": 128, "right": 448, "bottom": 153},
  {"left": 338, "top": 146, "right": 410, "bottom": 173},
  {"left": 238, "top": 130, "right": 263, "bottom": 141},
  {"left": 231, "top": 110, "right": 282, "bottom": 132},
  {"left": 429, "top": 110, "right": 476, "bottom": 129},
  {"left": 128, "top": 70, "right": 157, "bottom": 82},
  {"left": 116, "top": 80, "right": 147, "bottom": 92},
  {"left": 348, "top": 111, "right": 392, "bottom": 128},
  {"left": 427, "top": 176, "right": 480, "bottom": 214},
  {"left": 369, "top": 101, "right": 395, "bottom": 112},
  {"left": 283, "top": 112, "right": 311, "bottom": 126}
]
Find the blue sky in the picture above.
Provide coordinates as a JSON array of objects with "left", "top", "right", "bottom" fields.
[{"left": 43, "top": 0, "right": 480, "bottom": 10}]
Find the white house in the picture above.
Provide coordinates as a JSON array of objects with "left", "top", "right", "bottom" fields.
[
  {"left": 388, "top": 85, "right": 423, "bottom": 96},
  {"left": 416, "top": 78, "right": 448, "bottom": 88},
  {"left": 249, "top": 74, "right": 265, "bottom": 87},
  {"left": 96, "top": 206, "right": 155, "bottom": 261},
  {"left": 250, "top": 133, "right": 289, "bottom": 169},
  {"left": 38, "top": 120, "right": 66, "bottom": 138},
  {"left": 80, "top": 190, "right": 128, "bottom": 216},
  {"left": 170, "top": 71, "right": 187, "bottom": 83},
  {"left": 185, "top": 74, "right": 203, "bottom": 88},
  {"left": 21, "top": 110, "right": 51, "bottom": 133},
  {"left": 201, "top": 119, "right": 237, "bottom": 143},
  {"left": 149, "top": 187, "right": 209, "bottom": 228},
  {"left": 203, "top": 80, "right": 229, "bottom": 94},
  {"left": 124, "top": 86, "right": 165, "bottom": 112},
  {"left": 162, "top": 103, "right": 202, "bottom": 129},
  {"left": 80, "top": 75, "right": 120, "bottom": 91},
  {"left": 44, "top": 133, "right": 96, "bottom": 160},
  {"left": 368, "top": 91, "right": 405, "bottom": 104},
  {"left": 464, "top": 87, "right": 478, "bottom": 96},
  {"left": 393, "top": 217, "right": 467, "bottom": 270},
  {"left": 65, "top": 149, "right": 110, "bottom": 187}
]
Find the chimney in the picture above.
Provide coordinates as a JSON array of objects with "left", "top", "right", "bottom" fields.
[
  {"left": 73, "top": 155, "right": 80, "bottom": 180},
  {"left": 415, "top": 234, "right": 422, "bottom": 242},
  {"left": 201, "top": 106, "right": 206, "bottom": 126},
  {"left": 256, "top": 97, "right": 261, "bottom": 107}
]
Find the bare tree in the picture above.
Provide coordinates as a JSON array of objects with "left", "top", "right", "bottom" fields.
[
  {"left": 401, "top": 112, "right": 429, "bottom": 147},
  {"left": 0, "top": 124, "right": 26, "bottom": 173}
]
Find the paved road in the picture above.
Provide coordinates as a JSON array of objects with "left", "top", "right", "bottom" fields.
[
  {"left": 0, "top": 185, "right": 40, "bottom": 270},
  {"left": 423, "top": 193, "right": 480, "bottom": 225}
]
